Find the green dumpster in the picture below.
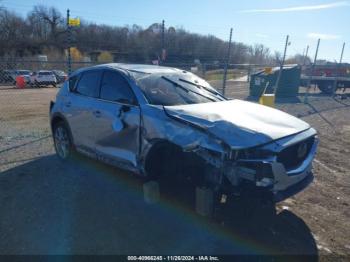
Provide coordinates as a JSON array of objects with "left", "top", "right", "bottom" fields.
[{"left": 250, "top": 64, "right": 301, "bottom": 97}]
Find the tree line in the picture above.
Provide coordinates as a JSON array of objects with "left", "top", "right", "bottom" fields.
[{"left": 0, "top": 4, "right": 307, "bottom": 65}]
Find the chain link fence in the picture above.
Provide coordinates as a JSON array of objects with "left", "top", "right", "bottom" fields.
[
  {"left": 1, "top": 58, "right": 349, "bottom": 170},
  {"left": 0, "top": 60, "right": 96, "bottom": 170}
]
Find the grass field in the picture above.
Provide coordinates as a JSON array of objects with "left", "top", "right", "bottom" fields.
[{"left": 204, "top": 69, "right": 246, "bottom": 81}]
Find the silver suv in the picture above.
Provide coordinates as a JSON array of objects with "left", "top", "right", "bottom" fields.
[{"left": 50, "top": 63, "right": 318, "bottom": 202}]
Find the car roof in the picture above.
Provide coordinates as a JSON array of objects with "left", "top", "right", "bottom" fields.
[{"left": 72, "top": 63, "right": 182, "bottom": 77}]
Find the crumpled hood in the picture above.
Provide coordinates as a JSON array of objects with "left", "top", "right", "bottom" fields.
[{"left": 164, "top": 99, "right": 310, "bottom": 149}]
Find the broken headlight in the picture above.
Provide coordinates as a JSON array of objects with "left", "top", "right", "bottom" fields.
[{"left": 236, "top": 148, "right": 274, "bottom": 160}]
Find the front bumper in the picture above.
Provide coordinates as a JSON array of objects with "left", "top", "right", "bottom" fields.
[
  {"left": 273, "top": 170, "right": 314, "bottom": 202},
  {"left": 225, "top": 128, "right": 318, "bottom": 201}
]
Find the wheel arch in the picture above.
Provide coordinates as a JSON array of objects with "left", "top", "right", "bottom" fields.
[
  {"left": 143, "top": 139, "right": 184, "bottom": 178},
  {"left": 143, "top": 138, "right": 210, "bottom": 185},
  {"left": 51, "top": 113, "right": 75, "bottom": 145}
]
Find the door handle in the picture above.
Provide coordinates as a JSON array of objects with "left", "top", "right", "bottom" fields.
[
  {"left": 65, "top": 101, "right": 71, "bottom": 107},
  {"left": 93, "top": 110, "right": 101, "bottom": 118}
]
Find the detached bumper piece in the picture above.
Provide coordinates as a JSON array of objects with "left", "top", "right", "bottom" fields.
[{"left": 273, "top": 171, "right": 314, "bottom": 202}]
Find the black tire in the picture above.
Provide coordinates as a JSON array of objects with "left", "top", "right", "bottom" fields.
[
  {"left": 318, "top": 81, "right": 334, "bottom": 94},
  {"left": 53, "top": 121, "right": 74, "bottom": 160}
]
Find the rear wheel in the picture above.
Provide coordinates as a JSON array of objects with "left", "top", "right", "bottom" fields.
[
  {"left": 318, "top": 81, "right": 334, "bottom": 94},
  {"left": 53, "top": 122, "right": 73, "bottom": 160}
]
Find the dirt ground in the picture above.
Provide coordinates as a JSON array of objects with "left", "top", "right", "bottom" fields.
[{"left": 0, "top": 82, "right": 349, "bottom": 259}]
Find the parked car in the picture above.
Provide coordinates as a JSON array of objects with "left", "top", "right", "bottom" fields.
[
  {"left": 0, "top": 70, "right": 14, "bottom": 83},
  {"left": 16, "top": 70, "right": 32, "bottom": 84},
  {"left": 50, "top": 64, "right": 318, "bottom": 206},
  {"left": 0, "top": 70, "right": 18, "bottom": 83},
  {"left": 31, "top": 70, "right": 57, "bottom": 87},
  {"left": 0, "top": 70, "right": 29, "bottom": 84},
  {"left": 53, "top": 70, "right": 68, "bottom": 84}
]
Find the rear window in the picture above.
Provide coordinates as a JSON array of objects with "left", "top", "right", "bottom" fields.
[
  {"left": 18, "top": 70, "right": 30, "bottom": 75},
  {"left": 54, "top": 71, "right": 66, "bottom": 76},
  {"left": 39, "top": 72, "right": 53, "bottom": 76}
]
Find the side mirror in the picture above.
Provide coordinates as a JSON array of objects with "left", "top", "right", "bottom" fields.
[
  {"left": 117, "top": 104, "right": 131, "bottom": 118},
  {"left": 121, "top": 104, "right": 131, "bottom": 113}
]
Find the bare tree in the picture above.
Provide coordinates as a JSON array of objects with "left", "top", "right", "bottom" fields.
[
  {"left": 0, "top": 9, "right": 29, "bottom": 56},
  {"left": 248, "top": 44, "right": 271, "bottom": 64},
  {"left": 286, "top": 53, "right": 311, "bottom": 65},
  {"left": 28, "top": 5, "right": 64, "bottom": 44},
  {"left": 274, "top": 51, "right": 282, "bottom": 66},
  {"left": 0, "top": 3, "right": 277, "bottom": 65}
]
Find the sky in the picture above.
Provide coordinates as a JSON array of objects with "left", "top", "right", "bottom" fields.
[{"left": 2, "top": 0, "right": 349, "bottom": 62}]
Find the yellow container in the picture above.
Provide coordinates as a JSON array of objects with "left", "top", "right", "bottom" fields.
[
  {"left": 259, "top": 94, "right": 275, "bottom": 107},
  {"left": 264, "top": 67, "right": 272, "bottom": 74}
]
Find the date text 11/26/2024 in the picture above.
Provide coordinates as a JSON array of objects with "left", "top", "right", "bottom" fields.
[{"left": 127, "top": 256, "right": 219, "bottom": 261}]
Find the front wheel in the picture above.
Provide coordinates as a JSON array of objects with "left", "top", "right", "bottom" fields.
[{"left": 53, "top": 122, "right": 73, "bottom": 160}]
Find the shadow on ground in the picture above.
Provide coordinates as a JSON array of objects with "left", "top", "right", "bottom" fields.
[{"left": 0, "top": 154, "right": 318, "bottom": 258}]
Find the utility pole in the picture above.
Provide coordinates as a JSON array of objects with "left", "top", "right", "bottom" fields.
[
  {"left": 304, "top": 38, "right": 320, "bottom": 103},
  {"left": 222, "top": 28, "right": 233, "bottom": 96},
  {"left": 303, "top": 45, "right": 309, "bottom": 66},
  {"left": 274, "top": 35, "right": 289, "bottom": 94},
  {"left": 332, "top": 42, "right": 346, "bottom": 96},
  {"left": 67, "top": 9, "right": 72, "bottom": 75},
  {"left": 160, "top": 19, "right": 165, "bottom": 64},
  {"left": 161, "top": 20, "right": 165, "bottom": 50}
]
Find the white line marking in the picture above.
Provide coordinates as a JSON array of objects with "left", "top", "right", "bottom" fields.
[{"left": 314, "top": 159, "right": 337, "bottom": 174}]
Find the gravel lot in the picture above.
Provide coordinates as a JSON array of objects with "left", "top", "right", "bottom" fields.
[{"left": 0, "top": 83, "right": 349, "bottom": 258}]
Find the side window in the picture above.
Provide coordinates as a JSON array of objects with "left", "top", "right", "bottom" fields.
[
  {"left": 69, "top": 75, "right": 78, "bottom": 90},
  {"left": 100, "top": 71, "right": 136, "bottom": 104},
  {"left": 75, "top": 70, "right": 102, "bottom": 98}
]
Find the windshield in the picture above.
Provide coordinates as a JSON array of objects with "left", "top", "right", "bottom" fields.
[{"left": 135, "top": 72, "right": 226, "bottom": 106}]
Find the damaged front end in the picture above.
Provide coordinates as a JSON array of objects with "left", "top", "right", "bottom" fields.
[
  {"left": 140, "top": 100, "right": 318, "bottom": 202},
  {"left": 135, "top": 71, "right": 318, "bottom": 202},
  {"left": 141, "top": 106, "right": 318, "bottom": 202},
  {"left": 196, "top": 128, "right": 318, "bottom": 202}
]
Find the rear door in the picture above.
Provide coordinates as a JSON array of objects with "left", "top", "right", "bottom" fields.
[
  {"left": 92, "top": 69, "right": 141, "bottom": 167},
  {"left": 65, "top": 70, "right": 102, "bottom": 154}
]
